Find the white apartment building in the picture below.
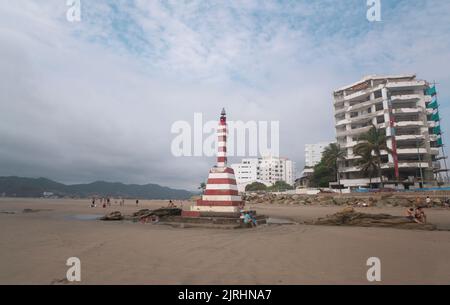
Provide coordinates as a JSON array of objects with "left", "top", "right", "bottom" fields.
[
  {"left": 231, "top": 156, "right": 295, "bottom": 192},
  {"left": 305, "top": 142, "right": 333, "bottom": 167},
  {"left": 333, "top": 74, "right": 443, "bottom": 189},
  {"left": 299, "top": 142, "right": 333, "bottom": 187}
]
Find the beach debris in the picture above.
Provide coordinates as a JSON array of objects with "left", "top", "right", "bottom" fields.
[
  {"left": 100, "top": 211, "right": 124, "bottom": 221},
  {"left": 50, "top": 278, "right": 71, "bottom": 285},
  {"left": 312, "top": 207, "right": 437, "bottom": 230},
  {"left": 0, "top": 210, "right": 16, "bottom": 215},
  {"left": 100, "top": 208, "right": 182, "bottom": 222},
  {"left": 133, "top": 208, "right": 182, "bottom": 222},
  {"left": 22, "top": 208, "right": 51, "bottom": 213}
]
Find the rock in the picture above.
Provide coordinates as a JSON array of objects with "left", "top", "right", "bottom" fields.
[
  {"left": 101, "top": 211, "right": 123, "bottom": 221},
  {"left": 393, "top": 198, "right": 411, "bottom": 207},
  {"left": 133, "top": 209, "right": 152, "bottom": 217}
]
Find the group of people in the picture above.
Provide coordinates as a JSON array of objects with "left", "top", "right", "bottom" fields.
[
  {"left": 405, "top": 206, "right": 427, "bottom": 224},
  {"left": 241, "top": 210, "right": 258, "bottom": 227},
  {"left": 167, "top": 200, "right": 185, "bottom": 209},
  {"left": 90, "top": 197, "right": 127, "bottom": 208}
]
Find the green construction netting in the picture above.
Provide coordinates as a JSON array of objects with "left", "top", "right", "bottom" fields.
[
  {"left": 432, "top": 111, "right": 440, "bottom": 121},
  {"left": 426, "top": 86, "right": 437, "bottom": 96},
  {"left": 433, "top": 125, "right": 442, "bottom": 135},
  {"left": 427, "top": 99, "right": 438, "bottom": 109}
]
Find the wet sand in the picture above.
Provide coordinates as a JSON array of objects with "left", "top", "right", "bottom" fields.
[{"left": 1, "top": 198, "right": 450, "bottom": 284}]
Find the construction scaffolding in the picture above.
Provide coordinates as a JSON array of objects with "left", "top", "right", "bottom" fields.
[{"left": 426, "top": 83, "right": 450, "bottom": 184}]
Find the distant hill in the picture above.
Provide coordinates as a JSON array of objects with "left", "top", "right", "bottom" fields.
[{"left": 0, "top": 176, "right": 193, "bottom": 200}]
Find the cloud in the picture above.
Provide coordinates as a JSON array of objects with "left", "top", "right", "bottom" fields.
[{"left": 0, "top": 0, "right": 449, "bottom": 190}]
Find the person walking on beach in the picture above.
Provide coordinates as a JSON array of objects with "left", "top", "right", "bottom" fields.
[
  {"left": 136, "top": 199, "right": 139, "bottom": 206},
  {"left": 426, "top": 196, "right": 431, "bottom": 207}
]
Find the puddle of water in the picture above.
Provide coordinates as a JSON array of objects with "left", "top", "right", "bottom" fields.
[
  {"left": 266, "top": 218, "right": 297, "bottom": 225},
  {"left": 67, "top": 214, "right": 104, "bottom": 221}
]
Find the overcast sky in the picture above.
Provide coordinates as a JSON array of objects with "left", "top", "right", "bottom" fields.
[{"left": 1, "top": 0, "right": 449, "bottom": 191}]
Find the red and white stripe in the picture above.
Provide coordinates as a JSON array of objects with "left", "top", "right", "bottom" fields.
[
  {"left": 217, "top": 116, "right": 227, "bottom": 167},
  {"left": 190, "top": 108, "right": 243, "bottom": 213}
]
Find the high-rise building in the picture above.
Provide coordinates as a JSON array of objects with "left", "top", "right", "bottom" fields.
[
  {"left": 304, "top": 142, "right": 333, "bottom": 167},
  {"left": 231, "top": 156, "right": 295, "bottom": 192},
  {"left": 333, "top": 74, "right": 444, "bottom": 189},
  {"left": 299, "top": 141, "right": 333, "bottom": 187}
]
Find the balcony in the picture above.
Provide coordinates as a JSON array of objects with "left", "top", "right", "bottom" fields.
[
  {"left": 340, "top": 178, "right": 382, "bottom": 187},
  {"left": 347, "top": 97, "right": 383, "bottom": 112},
  {"left": 395, "top": 121, "right": 424, "bottom": 127},
  {"left": 429, "top": 134, "right": 438, "bottom": 141},
  {"left": 433, "top": 162, "right": 441, "bottom": 170},
  {"left": 431, "top": 148, "right": 440, "bottom": 155},
  {"left": 390, "top": 94, "right": 421, "bottom": 102},
  {"left": 386, "top": 80, "right": 426, "bottom": 89},
  {"left": 336, "top": 125, "right": 372, "bottom": 137},
  {"left": 397, "top": 148, "right": 427, "bottom": 154},
  {"left": 336, "top": 119, "right": 351, "bottom": 127},
  {"left": 334, "top": 106, "right": 348, "bottom": 116},
  {"left": 428, "top": 121, "right": 438, "bottom": 128},
  {"left": 344, "top": 89, "right": 372, "bottom": 102},
  {"left": 398, "top": 162, "right": 430, "bottom": 168},
  {"left": 392, "top": 108, "right": 422, "bottom": 115},
  {"left": 395, "top": 134, "right": 424, "bottom": 141}
]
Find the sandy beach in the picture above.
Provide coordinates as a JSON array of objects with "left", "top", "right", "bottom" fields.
[{"left": 1, "top": 198, "right": 450, "bottom": 285}]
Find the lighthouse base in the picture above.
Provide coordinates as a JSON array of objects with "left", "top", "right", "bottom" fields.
[{"left": 189, "top": 205, "right": 241, "bottom": 213}]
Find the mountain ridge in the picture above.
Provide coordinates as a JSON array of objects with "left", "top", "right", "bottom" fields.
[{"left": 0, "top": 176, "right": 193, "bottom": 200}]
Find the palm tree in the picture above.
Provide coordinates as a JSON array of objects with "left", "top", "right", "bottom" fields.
[
  {"left": 198, "top": 182, "right": 206, "bottom": 194},
  {"left": 354, "top": 124, "right": 392, "bottom": 188},
  {"left": 355, "top": 149, "right": 378, "bottom": 188},
  {"left": 322, "top": 143, "right": 346, "bottom": 192}
]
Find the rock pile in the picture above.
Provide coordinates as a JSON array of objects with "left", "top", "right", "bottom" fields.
[
  {"left": 101, "top": 208, "right": 182, "bottom": 222},
  {"left": 243, "top": 193, "right": 448, "bottom": 208},
  {"left": 311, "top": 207, "right": 436, "bottom": 230}
]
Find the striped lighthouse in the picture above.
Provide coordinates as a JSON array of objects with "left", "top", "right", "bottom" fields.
[{"left": 190, "top": 108, "right": 243, "bottom": 214}]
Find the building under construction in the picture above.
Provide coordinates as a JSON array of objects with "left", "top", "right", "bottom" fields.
[{"left": 333, "top": 74, "right": 448, "bottom": 189}]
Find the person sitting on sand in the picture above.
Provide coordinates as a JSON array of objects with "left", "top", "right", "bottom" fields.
[
  {"left": 405, "top": 208, "right": 415, "bottom": 221},
  {"left": 444, "top": 198, "right": 450, "bottom": 209},
  {"left": 243, "top": 212, "right": 257, "bottom": 227},
  {"left": 414, "top": 207, "right": 427, "bottom": 224},
  {"left": 243, "top": 212, "right": 254, "bottom": 227}
]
